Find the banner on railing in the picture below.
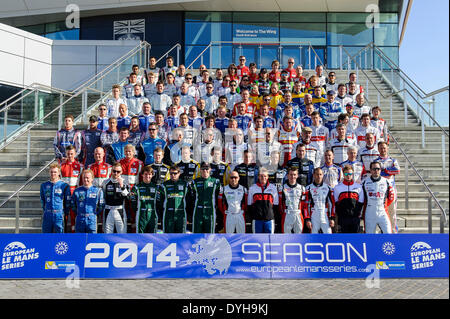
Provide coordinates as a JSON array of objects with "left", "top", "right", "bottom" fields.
[{"left": 0, "top": 234, "right": 447, "bottom": 279}]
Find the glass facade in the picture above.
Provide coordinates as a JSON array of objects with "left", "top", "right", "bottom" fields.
[
  {"left": 19, "top": 21, "right": 80, "bottom": 40},
  {"left": 184, "top": 12, "right": 399, "bottom": 69}
]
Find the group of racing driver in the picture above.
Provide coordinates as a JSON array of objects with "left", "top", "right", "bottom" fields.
[{"left": 41, "top": 55, "right": 400, "bottom": 235}]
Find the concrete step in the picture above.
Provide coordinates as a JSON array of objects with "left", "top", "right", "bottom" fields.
[
  {"left": 0, "top": 226, "right": 41, "bottom": 234},
  {"left": 397, "top": 199, "right": 448, "bottom": 210},
  {"left": 397, "top": 227, "right": 448, "bottom": 234},
  {"left": 0, "top": 216, "right": 42, "bottom": 228}
]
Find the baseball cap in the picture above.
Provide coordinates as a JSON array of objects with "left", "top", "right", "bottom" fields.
[
  {"left": 89, "top": 115, "right": 98, "bottom": 122},
  {"left": 327, "top": 90, "right": 336, "bottom": 95},
  {"left": 302, "top": 127, "right": 312, "bottom": 133},
  {"left": 346, "top": 103, "right": 354, "bottom": 108},
  {"left": 260, "top": 68, "right": 268, "bottom": 74},
  {"left": 200, "top": 162, "right": 211, "bottom": 169}
]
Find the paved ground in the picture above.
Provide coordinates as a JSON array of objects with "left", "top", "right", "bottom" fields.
[{"left": 0, "top": 278, "right": 448, "bottom": 299}]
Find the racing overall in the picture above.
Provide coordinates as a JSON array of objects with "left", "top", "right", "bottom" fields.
[
  {"left": 280, "top": 182, "right": 306, "bottom": 233},
  {"left": 130, "top": 182, "right": 159, "bottom": 233},
  {"left": 362, "top": 176, "right": 395, "bottom": 234},
  {"left": 70, "top": 185, "right": 105, "bottom": 233},
  {"left": 218, "top": 184, "right": 247, "bottom": 233},
  {"left": 102, "top": 178, "right": 130, "bottom": 233},
  {"left": 189, "top": 177, "right": 221, "bottom": 233},
  {"left": 40, "top": 180, "right": 71, "bottom": 233},
  {"left": 303, "top": 182, "right": 335, "bottom": 234},
  {"left": 156, "top": 179, "right": 190, "bottom": 233}
]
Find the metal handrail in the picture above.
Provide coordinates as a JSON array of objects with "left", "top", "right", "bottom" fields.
[
  {"left": 186, "top": 41, "right": 328, "bottom": 71},
  {"left": 0, "top": 83, "right": 73, "bottom": 113},
  {"left": 370, "top": 44, "right": 427, "bottom": 97},
  {"left": 388, "top": 130, "right": 448, "bottom": 231},
  {"left": 341, "top": 42, "right": 443, "bottom": 99},
  {"left": 424, "top": 86, "right": 449, "bottom": 98},
  {"left": 340, "top": 46, "right": 449, "bottom": 136},
  {"left": 186, "top": 43, "right": 213, "bottom": 70},
  {"left": 154, "top": 43, "right": 182, "bottom": 65},
  {"left": 0, "top": 42, "right": 150, "bottom": 152},
  {"left": 0, "top": 158, "right": 55, "bottom": 210}
]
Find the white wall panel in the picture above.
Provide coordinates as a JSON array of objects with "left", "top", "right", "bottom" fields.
[
  {"left": 0, "top": 51, "right": 24, "bottom": 86},
  {"left": 0, "top": 28, "right": 25, "bottom": 56},
  {"left": 23, "top": 59, "right": 52, "bottom": 87},
  {"left": 24, "top": 38, "right": 52, "bottom": 65}
]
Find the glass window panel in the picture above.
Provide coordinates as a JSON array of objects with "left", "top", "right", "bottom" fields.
[
  {"left": 374, "top": 46, "right": 399, "bottom": 70},
  {"left": 185, "top": 12, "right": 232, "bottom": 22},
  {"left": 185, "top": 45, "right": 210, "bottom": 69},
  {"left": 20, "top": 24, "right": 45, "bottom": 35},
  {"left": 379, "top": 13, "right": 398, "bottom": 23},
  {"left": 233, "top": 12, "right": 278, "bottom": 23},
  {"left": 327, "top": 13, "right": 371, "bottom": 23},
  {"left": 45, "top": 21, "right": 68, "bottom": 34},
  {"left": 45, "top": 29, "right": 80, "bottom": 40},
  {"left": 327, "top": 23, "right": 373, "bottom": 46},
  {"left": 280, "top": 23, "right": 326, "bottom": 45},
  {"left": 259, "top": 46, "right": 279, "bottom": 69},
  {"left": 233, "top": 45, "right": 259, "bottom": 66},
  {"left": 280, "top": 46, "right": 302, "bottom": 69},
  {"left": 280, "top": 12, "right": 326, "bottom": 23},
  {"left": 375, "top": 23, "right": 398, "bottom": 46},
  {"left": 185, "top": 22, "right": 232, "bottom": 45},
  {"left": 233, "top": 22, "right": 279, "bottom": 44},
  {"left": 211, "top": 44, "right": 232, "bottom": 69}
]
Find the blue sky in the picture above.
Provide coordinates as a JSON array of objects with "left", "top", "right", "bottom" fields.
[{"left": 399, "top": 0, "right": 449, "bottom": 92}]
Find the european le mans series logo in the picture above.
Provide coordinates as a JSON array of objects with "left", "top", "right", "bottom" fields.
[{"left": 1, "top": 241, "right": 39, "bottom": 271}]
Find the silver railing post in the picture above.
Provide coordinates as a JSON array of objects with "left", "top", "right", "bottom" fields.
[
  {"left": 347, "top": 56, "right": 350, "bottom": 78},
  {"left": 404, "top": 90, "right": 408, "bottom": 126},
  {"left": 209, "top": 45, "right": 213, "bottom": 69},
  {"left": 82, "top": 90, "right": 88, "bottom": 124},
  {"left": 390, "top": 95, "right": 393, "bottom": 127},
  {"left": 34, "top": 90, "right": 39, "bottom": 121},
  {"left": 259, "top": 45, "right": 262, "bottom": 69},
  {"left": 26, "top": 130, "right": 31, "bottom": 177},
  {"left": 339, "top": 46, "right": 343, "bottom": 70},
  {"left": 279, "top": 45, "right": 283, "bottom": 66},
  {"left": 364, "top": 49, "right": 367, "bottom": 69},
  {"left": 441, "top": 210, "right": 446, "bottom": 233},
  {"left": 3, "top": 106, "right": 7, "bottom": 144},
  {"left": 428, "top": 195, "right": 433, "bottom": 233},
  {"left": 177, "top": 44, "right": 180, "bottom": 67},
  {"left": 308, "top": 47, "right": 311, "bottom": 69},
  {"left": 442, "top": 134, "right": 446, "bottom": 175},
  {"left": 377, "top": 91, "right": 380, "bottom": 108},
  {"left": 15, "top": 195, "right": 20, "bottom": 234},
  {"left": 391, "top": 68, "right": 394, "bottom": 92},
  {"left": 421, "top": 118, "right": 425, "bottom": 149},
  {"left": 405, "top": 160, "right": 409, "bottom": 210},
  {"left": 366, "top": 78, "right": 369, "bottom": 100}
]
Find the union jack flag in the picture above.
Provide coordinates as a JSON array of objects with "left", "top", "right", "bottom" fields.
[{"left": 113, "top": 19, "right": 145, "bottom": 40}]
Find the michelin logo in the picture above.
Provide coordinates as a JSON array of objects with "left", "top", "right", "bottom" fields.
[
  {"left": 45, "top": 261, "right": 76, "bottom": 270},
  {"left": 186, "top": 236, "right": 232, "bottom": 275},
  {"left": 410, "top": 241, "right": 446, "bottom": 270},
  {"left": 2, "top": 241, "right": 39, "bottom": 271},
  {"left": 376, "top": 261, "right": 405, "bottom": 270}
]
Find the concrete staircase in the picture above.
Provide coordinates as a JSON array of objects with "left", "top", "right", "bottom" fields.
[{"left": 0, "top": 69, "right": 448, "bottom": 233}]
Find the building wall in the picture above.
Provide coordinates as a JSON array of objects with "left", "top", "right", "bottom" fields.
[
  {"left": 80, "top": 11, "right": 185, "bottom": 66},
  {"left": 51, "top": 40, "right": 140, "bottom": 90},
  {"left": 0, "top": 23, "right": 52, "bottom": 88}
]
